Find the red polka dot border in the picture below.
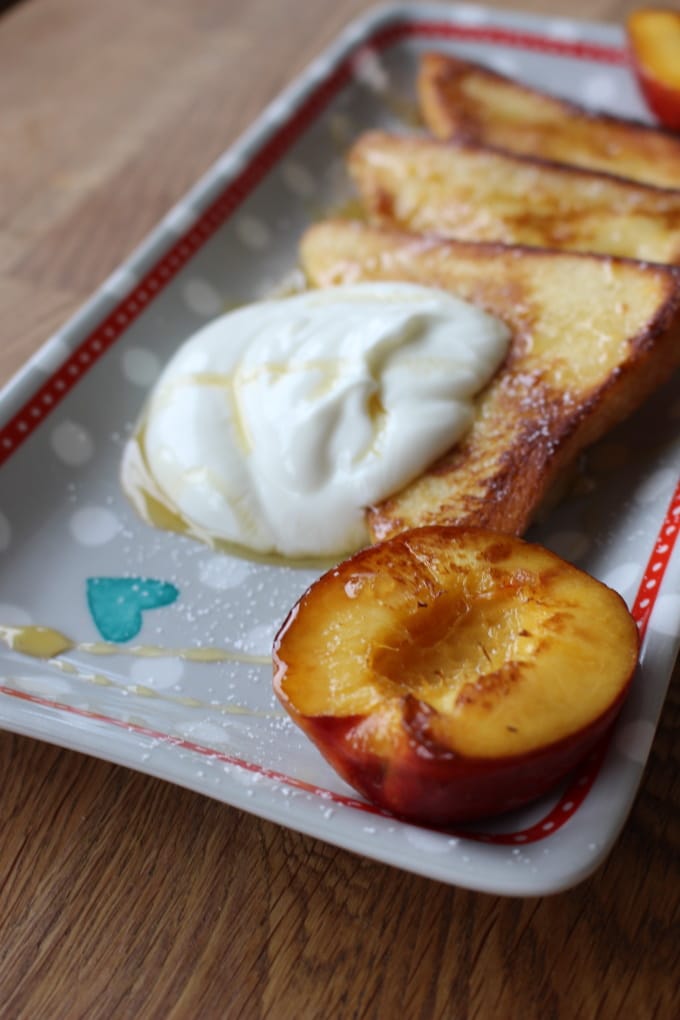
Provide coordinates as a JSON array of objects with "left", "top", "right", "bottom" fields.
[{"left": 0, "top": 19, "right": 627, "bottom": 464}]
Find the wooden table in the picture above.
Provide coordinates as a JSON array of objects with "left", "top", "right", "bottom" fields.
[{"left": 1, "top": 0, "right": 678, "bottom": 1016}]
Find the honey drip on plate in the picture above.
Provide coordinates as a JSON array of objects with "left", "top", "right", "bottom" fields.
[
  {"left": 0, "top": 624, "right": 270, "bottom": 666},
  {"left": 0, "top": 623, "right": 278, "bottom": 717},
  {"left": 0, "top": 625, "right": 75, "bottom": 659}
]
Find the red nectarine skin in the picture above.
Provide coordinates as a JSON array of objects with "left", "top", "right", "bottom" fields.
[
  {"left": 635, "top": 71, "right": 680, "bottom": 132},
  {"left": 628, "top": 9, "right": 680, "bottom": 131},
  {"left": 273, "top": 526, "right": 639, "bottom": 825},
  {"left": 286, "top": 694, "right": 629, "bottom": 825}
]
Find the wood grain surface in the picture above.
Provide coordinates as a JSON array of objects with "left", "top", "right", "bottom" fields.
[{"left": 0, "top": 1, "right": 678, "bottom": 1017}]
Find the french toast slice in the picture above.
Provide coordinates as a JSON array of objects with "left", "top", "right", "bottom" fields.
[
  {"left": 300, "top": 220, "right": 680, "bottom": 541},
  {"left": 418, "top": 52, "right": 680, "bottom": 189},
  {"left": 348, "top": 131, "right": 680, "bottom": 264}
]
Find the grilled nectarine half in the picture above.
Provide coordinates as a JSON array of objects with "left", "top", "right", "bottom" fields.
[
  {"left": 273, "top": 527, "right": 639, "bottom": 824},
  {"left": 627, "top": 8, "right": 680, "bottom": 131}
]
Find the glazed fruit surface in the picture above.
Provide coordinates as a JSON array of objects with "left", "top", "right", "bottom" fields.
[{"left": 273, "top": 527, "right": 639, "bottom": 823}]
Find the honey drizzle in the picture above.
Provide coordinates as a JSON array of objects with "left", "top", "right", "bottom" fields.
[
  {"left": 0, "top": 624, "right": 279, "bottom": 718},
  {"left": 120, "top": 428, "right": 336, "bottom": 570}
]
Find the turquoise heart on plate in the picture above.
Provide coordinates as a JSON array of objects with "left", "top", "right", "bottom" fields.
[{"left": 86, "top": 577, "right": 180, "bottom": 643}]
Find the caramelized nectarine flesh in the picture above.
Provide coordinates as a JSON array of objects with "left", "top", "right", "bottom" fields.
[{"left": 273, "top": 527, "right": 639, "bottom": 823}]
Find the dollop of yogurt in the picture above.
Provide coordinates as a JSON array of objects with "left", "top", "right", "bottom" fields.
[{"left": 141, "top": 283, "right": 510, "bottom": 557}]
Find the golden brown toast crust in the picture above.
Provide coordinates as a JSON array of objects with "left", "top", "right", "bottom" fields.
[
  {"left": 300, "top": 221, "right": 680, "bottom": 541},
  {"left": 349, "top": 130, "right": 680, "bottom": 264},
  {"left": 418, "top": 52, "right": 680, "bottom": 189}
]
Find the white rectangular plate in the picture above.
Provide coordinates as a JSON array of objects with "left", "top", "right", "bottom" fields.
[{"left": 1, "top": 2, "right": 679, "bottom": 896}]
